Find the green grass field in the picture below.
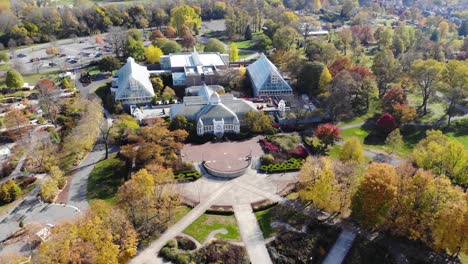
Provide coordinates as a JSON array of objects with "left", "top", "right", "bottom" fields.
[
  {"left": 407, "top": 93, "right": 447, "bottom": 123},
  {"left": 183, "top": 213, "right": 240, "bottom": 243},
  {"left": 228, "top": 32, "right": 262, "bottom": 50},
  {"left": 87, "top": 154, "right": 127, "bottom": 205},
  {"left": 255, "top": 208, "right": 275, "bottom": 238}
]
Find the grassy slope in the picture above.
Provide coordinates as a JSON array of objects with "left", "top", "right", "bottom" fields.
[
  {"left": 87, "top": 154, "right": 126, "bottom": 205},
  {"left": 183, "top": 213, "right": 240, "bottom": 243}
]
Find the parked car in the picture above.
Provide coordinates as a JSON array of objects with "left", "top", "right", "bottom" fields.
[
  {"left": 17, "top": 53, "right": 27, "bottom": 58},
  {"left": 49, "top": 62, "right": 57, "bottom": 67},
  {"left": 30, "top": 58, "right": 40, "bottom": 62},
  {"left": 59, "top": 54, "right": 66, "bottom": 57},
  {"left": 95, "top": 52, "right": 102, "bottom": 58}
]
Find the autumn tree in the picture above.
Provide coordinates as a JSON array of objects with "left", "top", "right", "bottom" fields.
[
  {"left": 318, "top": 66, "right": 332, "bottom": 94},
  {"left": 299, "top": 157, "right": 341, "bottom": 213},
  {"left": 169, "top": 115, "right": 192, "bottom": 132},
  {"left": 340, "top": 137, "right": 364, "bottom": 163},
  {"left": 144, "top": 44, "right": 163, "bottom": 64},
  {"left": 117, "top": 168, "right": 180, "bottom": 240},
  {"left": 410, "top": 59, "right": 444, "bottom": 115},
  {"left": 371, "top": 48, "right": 400, "bottom": 97},
  {"left": 412, "top": 130, "right": 467, "bottom": 185},
  {"left": 338, "top": 28, "right": 352, "bottom": 55},
  {"left": 229, "top": 43, "right": 239, "bottom": 62},
  {"left": 244, "top": 110, "right": 275, "bottom": 134},
  {"left": 4, "top": 109, "right": 29, "bottom": 140},
  {"left": 5, "top": 69, "right": 23, "bottom": 89},
  {"left": 440, "top": 60, "right": 468, "bottom": 126},
  {"left": 150, "top": 29, "right": 165, "bottom": 41},
  {"left": 273, "top": 26, "right": 300, "bottom": 51},
  {"left": 328, "top": 56, "right": 352, "bottom": 76},
  {"left": 0, "top": 179, "right": 21, "bottom": 204},
  {"left": 315, "top": 123, "right": 342, "bottom": 149},
  {"left": 40, "top": 177, "right": 58, "bottom": 203},
  {"left": 98, "top": 56, "right": 120, "bottom": 73},
  {"left": 352, "top": 163, "right": 399, "bottom": 227},
  {"left": 385, "top": 128, "right": 403, "bottom": 153},
  {"left": 326, "top": 70, "right": 354, "bottom": 120},
  {"left": 381, "top": 85, "right": 406, "bottom": 112},
  {"left": 170, "top": 5, "right": 201, "bottom": 35},
  {"left": 392, "top": 103, "right": 416, "bottom": 124},
  {"left": 204, "top": 38, "right": 225, "bottom": 53},
  {"left": 111, "top": 114, "right": 139, "bottom": 145},
  {"left": 122, "top": 118, "right": 187, "bottom": 170},
  {"left": 37, "top": 202, "right": 138, "bottom": 263},
  {"left": 49, "top": 165, "right": 66, "bottom": 189},
  {"left": 35, "top": 79, "right": 59, "bottom": 126}
]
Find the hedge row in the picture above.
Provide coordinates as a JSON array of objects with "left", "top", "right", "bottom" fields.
[
  {"left": 260, "top": 158, "right": 304, "bottom": 173},
  {"left": 175, "top": 170, "right": 201, "bottom": 182}
]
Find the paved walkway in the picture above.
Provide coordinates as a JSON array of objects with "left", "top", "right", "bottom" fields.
[
  {"left": 322, "top": 228, "right": 357, "bottom": 264},
  {"left": 234, "top": 204, "right": 272, "bottom": 264},
  {"left": 129, "top": 181, "right": 234, "bottom": 264}
]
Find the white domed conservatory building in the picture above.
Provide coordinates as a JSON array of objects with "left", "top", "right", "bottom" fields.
[{"left": 170, "top": 85, "right": 257, "bottom": 136}]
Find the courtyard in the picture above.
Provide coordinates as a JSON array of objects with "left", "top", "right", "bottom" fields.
[{"left": 181, "top": 136, "right": 264, "bottom": 172}]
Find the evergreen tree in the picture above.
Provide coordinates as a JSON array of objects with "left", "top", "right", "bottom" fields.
[{"left": 244, "top": 25, "right": 252, "bottom": 40}]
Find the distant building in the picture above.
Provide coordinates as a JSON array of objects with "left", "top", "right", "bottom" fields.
[
  {"left": 112, "top": 57, "right": 155, "bottom": 105},
  {"left": 170, "top": 84, "right": 257, "bottom": 136},
  {"left": 160, "top": 48, "right": 229, "bottom": 87},
  {"left": 247, "top": 54, "right": 293, "bottom": 97}
]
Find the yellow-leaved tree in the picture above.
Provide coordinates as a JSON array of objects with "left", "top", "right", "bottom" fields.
[
  {"left": 145, "top": 44, "right": 163, "bottom": 64},
  {"left": 299, "top": 157, "right": 341, "bottom": 213},
  {"left": 339, "top": 136, "right": 364, "bottom": 163}
]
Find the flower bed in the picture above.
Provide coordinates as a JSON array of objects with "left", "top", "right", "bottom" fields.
[
  {"left": 175, "top": 170, "right": 202, "bottom": 182},
  {"left": 288, "top": 145, "right": 308, "bottom": 159},
  {"left": 260, "top": 158, "right": 305, "bottom": 173}
]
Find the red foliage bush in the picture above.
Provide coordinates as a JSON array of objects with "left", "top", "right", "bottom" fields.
[
  {"left": 260, "top": 139, "right": 279, "bottom": 152},
  {"left": 377, "top": 113, "right": 397, "bottom": 133},
  {"left": 288, "top": 145, "right": 308, "bottom": 159}
]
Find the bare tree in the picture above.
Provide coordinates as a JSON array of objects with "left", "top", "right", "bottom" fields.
[
  {"left": 107, "top": 26, "right": 128, "bottom": 59},
  {"left": 99, "top": 120, "right": 114, "bottom": 160},
  {"left": 35, "top": 79, "right": 60, "bottom": 126}
]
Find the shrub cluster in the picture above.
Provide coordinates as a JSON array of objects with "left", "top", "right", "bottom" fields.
[
  {"left": 260, "top": 158, "right": 304, "bottom": 173},
  {"left": 174, "top": 170, "right": 201, "bottom": 182}
]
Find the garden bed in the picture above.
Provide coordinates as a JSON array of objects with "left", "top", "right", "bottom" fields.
[
  {"left": 260, "top": 158, "right": 304, "bottom": 173},
  {"left": 267, "top": 221, "right": 341, "bottom": 264},
  {"left": 174, "top": 170, "right": 201, "bottom": 182}
]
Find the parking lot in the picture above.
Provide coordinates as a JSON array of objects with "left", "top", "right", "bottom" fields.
[{"left": 8, "top": 36, "right": 114, "bottom": 75}]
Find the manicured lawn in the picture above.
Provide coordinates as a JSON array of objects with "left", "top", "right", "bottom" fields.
[
  {"left": 183, "top": 213, "right": 240, "bottom": 243},
  {"left": 228, "top": 32, "right": 262, "bottom": 50},
  {"left": 337, "top": 97, "right": 381, "bottom": 127},
  {"left": 170, "top": 206, "right": 192, "bottom": 225},
  {"left": 255, "top": 208, "right": 275, "bottom": 238},
  {"left": 341, "top": 126, "right": 414, "bottom": 157},
  {"left": 238, "top": 50, "right": 255, "bottom": 59},
  {"left": 407, "top": 93, "right": 447, "bottom": 123},
  {"left": 87, "top": 154, "right": 127, "bottom": 205}
]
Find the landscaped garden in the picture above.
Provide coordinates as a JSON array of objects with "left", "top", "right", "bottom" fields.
[
  {"left": 259, "top": 133, "right": 308, "bottom": 173},
  {"left": 160, "top": 238, "right": 249, "bottom": 264},
  {"left": 183, "top": 213, "right": 241, "bottom": 243}
]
